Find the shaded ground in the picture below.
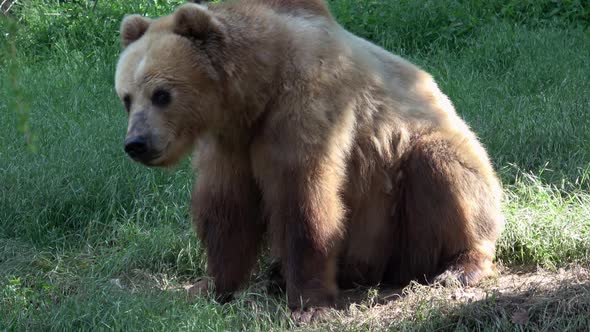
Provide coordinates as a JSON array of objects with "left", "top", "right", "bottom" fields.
[
  {"left": 110, "top": 264, "right": 590, "bottom": 330},
  {"left": 321, "top": 265, "right": 590, "bottom": 331}
]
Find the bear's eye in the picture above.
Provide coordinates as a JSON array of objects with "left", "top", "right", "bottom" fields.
[
  {"left": 152, "top": 89, "right": 171, "bottom": 107},
  {"left": 123, "top": 94, "right": 132, "bottom": 112}
]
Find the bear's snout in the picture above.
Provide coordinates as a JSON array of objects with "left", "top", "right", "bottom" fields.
[{"left": 124, "top": 136, "right": 152, "bottom": 162}]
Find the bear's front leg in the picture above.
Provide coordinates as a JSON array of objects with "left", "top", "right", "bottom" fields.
[
  {"left": 252, "top": 141, "right": 347, "bottom": 317},
  {"left": 191, "top": 140, "right": 265, "bottom": 301},
  {"left": 281, "top": 181, "right": 343, "bottom": 309}
]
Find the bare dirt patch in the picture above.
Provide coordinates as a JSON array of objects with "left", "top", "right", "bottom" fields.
[
  {"left": 319, "top": 264, "right": 590, "bottom": 331},
  {"left": 114, "top": 264, "right": 590, "bottom": 330}
]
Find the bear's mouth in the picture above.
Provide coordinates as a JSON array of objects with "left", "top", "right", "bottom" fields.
[
  {"left": 128, "top": 152, "right": 161, "bottom": 166},
  {"left": 134, "top": 142, "right": 173, "bottom": 167}
]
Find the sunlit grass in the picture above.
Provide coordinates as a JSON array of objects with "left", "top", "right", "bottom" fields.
[{"left": 1, "top": 0, "right": 589, "bottom": 330}]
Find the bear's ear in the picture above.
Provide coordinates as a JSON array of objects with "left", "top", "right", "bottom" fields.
[
  {"left": 120, "top": 15, "right": 152, "bottom": 48},
  {"left": 172, "top": 3, "right": 223, "bottom": 42}
]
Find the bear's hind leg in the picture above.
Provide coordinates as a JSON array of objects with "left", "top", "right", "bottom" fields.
[
  {"left": 431, "top": 241, "right": 496, "bottom": 286},
  {"left": 386, "top": 132, "right": 503, "bottom": 286}
]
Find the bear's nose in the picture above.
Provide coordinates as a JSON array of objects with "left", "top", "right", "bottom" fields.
[{"left": 124, "top": 136, "right": 148, "bottom": 159}]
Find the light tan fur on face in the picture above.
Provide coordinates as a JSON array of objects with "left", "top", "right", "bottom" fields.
[
  {"left": 116, "top": 11, "right": 226, "bottom": 166},
  {"left": 115, "top": 0, "right": 504, "bottom": 314}
]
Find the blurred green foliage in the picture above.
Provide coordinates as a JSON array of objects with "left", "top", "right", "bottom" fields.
[
  {"left": 3, "top": 0, "right": 588, "bottom": 59},
  {"left": 5, "top": 0, "right": 185, "bottom": 58},
  {"left": 329, "top": 0, "right": 589, "bottom": 53}
]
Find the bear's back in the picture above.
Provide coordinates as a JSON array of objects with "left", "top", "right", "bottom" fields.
[
  {"left": 242, "top": 0, "right": 331, "bottom": 18},
  {"left": 211, "top": 0, "right": 460, "bottom": 133},
  {"left": 335, "top": 28, "right": 458, "bottom": 129}
]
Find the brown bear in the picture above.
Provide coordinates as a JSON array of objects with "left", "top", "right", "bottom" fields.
[{"left": 115, "top": 0, "right": 504, "bottom": 319}]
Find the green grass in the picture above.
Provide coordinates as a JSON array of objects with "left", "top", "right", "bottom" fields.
[{"left": 1, "top": 0, "right": 590, "bottom": 330}]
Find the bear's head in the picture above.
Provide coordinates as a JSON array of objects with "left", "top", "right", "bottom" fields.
[{"left": 115, "top": 3, "right": 225, "bottom": 167}]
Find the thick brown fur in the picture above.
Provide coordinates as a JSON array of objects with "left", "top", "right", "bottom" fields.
[{"left": 114, "top": 0, "right": 504, "bottom": 314}]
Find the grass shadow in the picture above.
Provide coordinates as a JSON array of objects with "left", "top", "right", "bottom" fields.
[{"left": 323, "top": 265, "right": 590, "bottom": 331}]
